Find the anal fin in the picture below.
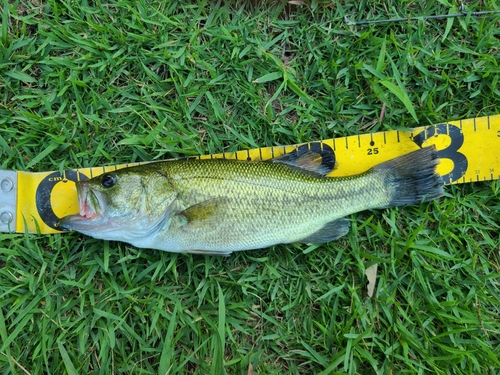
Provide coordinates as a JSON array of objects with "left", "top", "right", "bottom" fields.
[{"left": 297, "top": 218, "right": 350, "bottom": 244}]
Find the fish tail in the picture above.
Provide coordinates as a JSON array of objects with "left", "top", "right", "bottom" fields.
[{"left": 375, "top": 146, "right": 444, "bottom": 207}]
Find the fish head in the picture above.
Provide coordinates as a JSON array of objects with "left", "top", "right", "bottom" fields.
[{"left": 59, "top": 167, "right": 176, "bottom": 242}]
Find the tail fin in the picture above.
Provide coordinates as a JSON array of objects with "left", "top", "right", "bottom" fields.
[{"left": 374, "top": 146, "right": 444, "bottom": 207}]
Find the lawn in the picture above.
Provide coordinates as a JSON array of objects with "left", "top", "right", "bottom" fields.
[{"left": 1, "top": 0, "right": 500, "bottom": 374}]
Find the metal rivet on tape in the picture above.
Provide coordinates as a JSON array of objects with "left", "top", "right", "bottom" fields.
[{"left": 1, "top": 179, "right": 13, "bottom": 192}]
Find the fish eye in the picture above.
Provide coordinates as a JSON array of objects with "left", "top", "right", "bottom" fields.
[{"left": 100, "top": 174, "right": 117, "bottom": 188}]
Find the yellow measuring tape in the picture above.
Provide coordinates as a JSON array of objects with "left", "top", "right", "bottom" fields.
[{"left": 1, "top": 115, "right": 499, "bottom": 235}]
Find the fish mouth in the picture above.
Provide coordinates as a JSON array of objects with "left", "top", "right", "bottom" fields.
[{"left": 59, "top": 182, "right": 107, "bottom": 231}]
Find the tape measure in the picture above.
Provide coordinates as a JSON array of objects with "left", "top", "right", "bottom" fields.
[{"left": 1, "top": 115, "right": 499, "bottom": 235}]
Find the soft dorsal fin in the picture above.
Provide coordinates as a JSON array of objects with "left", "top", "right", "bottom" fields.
[{"left": 272, "top": 149, "right": 336, "bottom": 176}]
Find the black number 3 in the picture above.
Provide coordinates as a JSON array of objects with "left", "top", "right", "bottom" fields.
[{"left": 413, "top": 124, "right": 468, "bottom": 183}]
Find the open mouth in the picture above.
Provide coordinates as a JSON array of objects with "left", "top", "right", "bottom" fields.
[
  {"left": 78, "top": 182, "right": 98, "bottom": 219},
  {"left": 58, "top": 181, "right": 106, "bottom": 231}
]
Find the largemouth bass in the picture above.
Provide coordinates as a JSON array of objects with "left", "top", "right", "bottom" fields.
[{"left": 59, "top": 147, "right": 443, "bottom": 255}]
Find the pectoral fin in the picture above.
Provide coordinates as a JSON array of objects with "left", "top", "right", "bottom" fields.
[
  {"left": 177, "top": 198, "right": 229, "bottom": 230},
  {"left": 297, "top": 218, "right": 350, "bottom": 243}
]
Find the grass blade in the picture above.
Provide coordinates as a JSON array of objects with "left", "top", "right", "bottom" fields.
[
  {"left": 4, "top": 70, "right": 37, "bottom": 83},
  {"left": 1, "top": 0, "right": 8, "bottom": 45},
  {"left": 379, "top": 80, "right": 418, "bottom": 122},
  {"left": 211, "top": 283, "right": 226, "bottom": 375},
  {"left": 158, "top": 304, "right": 179, "bottom": 375},
  {"left": 25, "top": 142, "right": 59, "bottom": 169},
  {"left": 57, "top": 341, "right": 79, "bottom": 375},
  {"left": 252, "top": 71, "right": 282, "bottom": 83}
]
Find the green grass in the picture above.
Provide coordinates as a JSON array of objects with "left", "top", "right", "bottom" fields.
[{"left": 1, "top": 0, "right": 500, "bottom": 374}]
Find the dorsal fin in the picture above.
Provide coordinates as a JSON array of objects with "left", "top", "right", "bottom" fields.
[{"left": 272, "top": 148, "right": 336, "bottom": 176}]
